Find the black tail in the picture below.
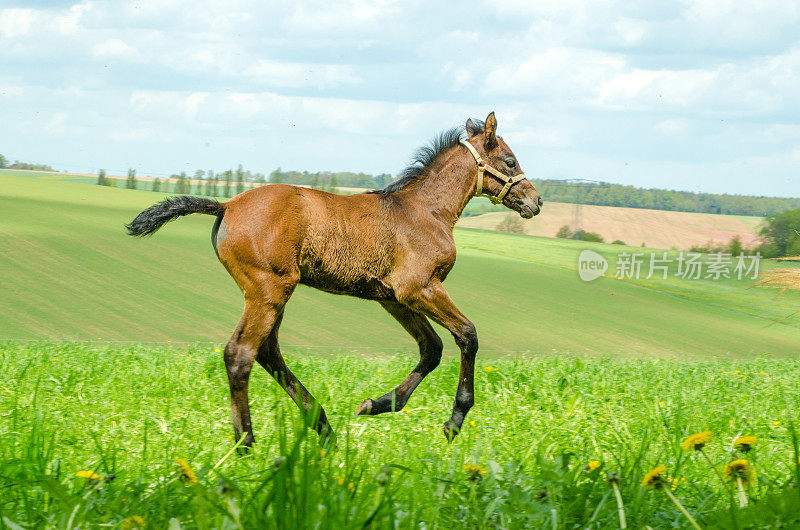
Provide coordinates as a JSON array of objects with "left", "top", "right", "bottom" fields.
[{"left": 126, "top": 196, "right": 225, "bottom": 237}]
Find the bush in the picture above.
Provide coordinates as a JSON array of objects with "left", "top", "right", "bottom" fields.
[
  {"left": 572, "top": 230, "right": 604, "bottom": 243},
  {"left": 556, "top": 225, "right": 572, "bottom": 238},
  {"left": 611, "top": 240, "right": 626, "bottom": 245},
  {"left": 690, "top": 240, "right": 725, "bottom": 254},
  {"left": 760, "top": 207, "right": 800, "bottom": 257},
  {"left": 496, "top": 214, "right": 526, "bottom": 234}
]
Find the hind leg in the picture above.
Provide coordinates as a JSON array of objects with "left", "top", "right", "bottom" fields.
[
  {"left": 224, "top": 271, "right": 295, "bottom": 449},
  {"left": 356, "top": 302, "right": 443, "bottom": 415},
  {"left": 256, "top": 312, "right": 333, "bottom": 443}
]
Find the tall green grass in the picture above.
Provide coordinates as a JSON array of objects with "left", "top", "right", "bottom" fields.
[{"left": 2, "top": 342, "right": 800, "bottom": 528}]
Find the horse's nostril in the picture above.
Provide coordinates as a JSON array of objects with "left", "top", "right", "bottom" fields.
[{"left": 537, "top": 196, "right": 543, "bottom": 206}]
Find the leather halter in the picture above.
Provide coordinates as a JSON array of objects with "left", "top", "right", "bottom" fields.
[{"left": 460, "top": 140, "right": 528, "bottom": 204}]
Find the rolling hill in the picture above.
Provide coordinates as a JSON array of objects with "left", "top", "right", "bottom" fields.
[
  {"left": 458, "top": 202, "right": 764, "bottom": 250},
  {"left": 1, "top": 172, "right": 798, "bottom": 357}
]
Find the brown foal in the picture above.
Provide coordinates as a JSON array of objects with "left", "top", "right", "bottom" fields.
[{"left": 126, "top": 112, "right": 542, "bottom": 446}]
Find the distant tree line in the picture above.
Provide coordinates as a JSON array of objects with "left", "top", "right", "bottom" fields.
[
  {"left": 0, "top": 154, "right": 55, "bottom": 172},
  {"left": 268, "top": 168, "right": 393, "bottom": 189},
  {"left": 94, "top": 165, "right": 392, "bottom": 197},
  {"left": 8, "top": 151, "right": 794, "bottom": 219},
  {"left": 93, "top": 164, "right": 358, "bottom": 197},
  {"left": 531, "top": 179, "right": 800, "bottom": 217}
]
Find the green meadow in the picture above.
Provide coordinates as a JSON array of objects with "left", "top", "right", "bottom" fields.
[
  {"left": 2, "top": 171, "right": 800, "bottom": 528},
  {"left": 3, "top": 342, "right": 800, "bottom": 528},
  {"left": 1, "top": 171, "right": 798, "bottom": 356}
]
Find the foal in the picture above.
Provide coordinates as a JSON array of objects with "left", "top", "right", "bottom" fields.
[{"left": 127, "top": 112, "right": 542, "bottom": 446}]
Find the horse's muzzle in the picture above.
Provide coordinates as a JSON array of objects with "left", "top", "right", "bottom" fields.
[{"left": 519, "top": 197, "right": 542, "bottom": 219}]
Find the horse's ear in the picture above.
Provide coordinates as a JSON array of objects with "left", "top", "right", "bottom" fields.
[
  {"left": 484, "top": 112, "right": 497, "bottom": 150},
  {"left": 466, "top": 118, "right": 481, "bottom": 138}
]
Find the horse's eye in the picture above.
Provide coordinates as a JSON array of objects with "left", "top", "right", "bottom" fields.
[{"left": 506, "top": 159, "right": 516, "bottom": 169}]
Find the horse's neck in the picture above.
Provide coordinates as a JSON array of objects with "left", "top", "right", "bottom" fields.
[{"left": 404, "top": 149, "right": 476, "bottom": 228}]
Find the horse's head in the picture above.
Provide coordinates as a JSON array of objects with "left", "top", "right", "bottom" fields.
[{"left": 463, "top": 112, "right": 542, "bottom": 219}]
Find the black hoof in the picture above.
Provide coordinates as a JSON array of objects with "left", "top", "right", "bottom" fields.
[
  {"left": 236, "top": 440, "right": 254, "bottom": 455},
  {"left": 443, "top": 421, "right": 459, "bottom": 442},
  {"left": 355, "top": 399, "right": 373, "bottom": 416}
]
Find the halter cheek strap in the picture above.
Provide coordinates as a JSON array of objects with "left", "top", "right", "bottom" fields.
[{"left": 460, "top": 140, "right": 528, "bottom": 204}]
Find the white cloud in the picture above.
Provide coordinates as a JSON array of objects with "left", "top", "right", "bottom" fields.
[
  {"left": 56, "top": 2, "right": 91, "bottom": 35},
  {"left": 44, "top": 112, "right": 68, "bottom": 133},
  {"left": 0, "top": 8, "right": 38, "bottom": 38},
  {"left": 184, "top": 93, "right": 209, "bottom": 119},
  {"left": 283, "top": 0, "right": 403, "bottom": 35},
  {"left": 110, "top": 128, "right": 155, "bottom": 141},
  {"left": 244, "top": 60, "right": 360, "bottom": 88},
  {"left": 93, "top": 38, "right": 140, "bottom": 61},
  {"left": 654, "top": 119, "right": 689, "bottom": 135}
]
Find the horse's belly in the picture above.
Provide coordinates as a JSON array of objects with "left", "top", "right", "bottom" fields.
[
  {"left": 300, "top": 267, "right": 394, "bottom": 300},
  {"left": 297, "top": 251, "right": 394, "bottom": 301},
  {"left": 300, "top": 272, "right": 395, "bottom": 301}
]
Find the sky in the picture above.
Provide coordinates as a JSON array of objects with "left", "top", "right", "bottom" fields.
[{"left": 1, "top": 0, "right": 799, "bottom": 197}]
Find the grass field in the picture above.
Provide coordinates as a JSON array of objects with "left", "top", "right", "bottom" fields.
[
  {"left": 1, "top": 171, "right": 799, "bottom": 357},
  {"left": 2, "top": 342, "right": 800, "bottom": 528}
]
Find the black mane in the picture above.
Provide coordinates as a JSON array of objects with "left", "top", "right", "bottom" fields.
[{"left": 369, "top": 120, "right": 485, "bottom": 195}]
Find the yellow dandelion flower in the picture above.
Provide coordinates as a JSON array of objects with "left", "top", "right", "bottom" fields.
[
  {"left": 76, "top": 470, "right": 101, "bottom": 480},
  {"left": 463, "top": 463, "right": 487, "bottom": 482},
  {"left": 483, "top": 366, "right": 494, "bottom": 372},
  {"left": 642, "top": 465, "right": 668, "bottom": 489},
  {"left": 669, "top": 476, "right": 686, "bottom": 491},
  {"left": 725, "top": 459, "right": 750, "bottom": 482},
  {"left": 121, "top": 515, "right": 146, "bottom": 529},
  {"left": 337, "top": 476, "right": 345, "bottom": 485},
  {"left": 175, "top": 458, "right": 198, "bottom": 485},
  {"left": 681, "top": 431, "right": 712, "bottom": 451},
  {"left": 347, "top": 482, "right": 355, "bottom": 491},
  {"left": 773, "top": 420, "right": 781, "bottom": 426},
  {"left": 214, "top": 349, "right": 221, "bottom": 353},
  {"left": 585, "top": 460, "right": 601, "bottom": 472},
  {"left": 734, "top": 436, "right": 757, "bottom": 453},
  {"left": 469, "top": 420, "right": 477, "bottom": 427}
]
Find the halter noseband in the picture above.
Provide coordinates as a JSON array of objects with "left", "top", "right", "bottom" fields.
[{"left": 460, "top": 140, "right": 528, "bottom": 204}]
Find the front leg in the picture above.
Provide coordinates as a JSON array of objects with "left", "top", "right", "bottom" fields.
[
  {"left": 399, "top": 281, "right": 478, "bottom": 441},
  {"left": 355, "top": 302, "right": 443, "bottom": 415}
]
